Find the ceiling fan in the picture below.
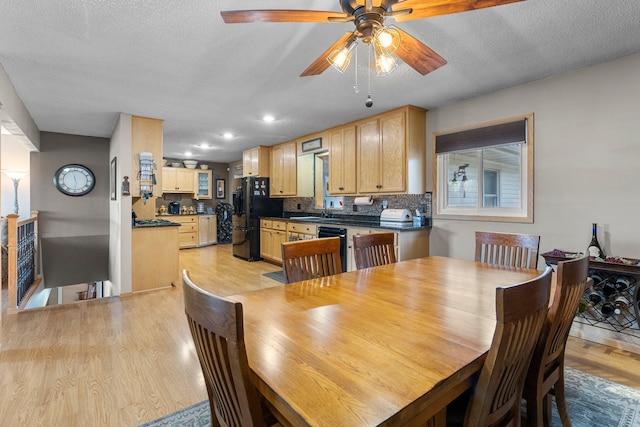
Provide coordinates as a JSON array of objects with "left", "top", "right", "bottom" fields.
[{"left": 221, "top": 0, "right": 525, "bottom": 77}]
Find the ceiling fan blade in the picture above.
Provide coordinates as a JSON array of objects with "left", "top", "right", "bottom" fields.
[
  {"left": 394, "top": 28, "right": 447, "bottom": 75},
  {"left": 221, "top": 10, "right": 348, "bottom": 24},
  {"left": 392, "top": 0, "right": 525, "bottom": 22},
  {"left": 300, "top": 32, "right": 355, "bottom": 77}
]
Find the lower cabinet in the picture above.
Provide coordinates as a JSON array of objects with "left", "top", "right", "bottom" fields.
[
  {"left": 260, "top": 219, "right": 287, "bottom": 264},
  {"left": 160, "top": 215, "right": 198, "bottom": 249},
  {"left": 286, "top": 222, "right": 317, "bottom": 241},
  {"left": 132, "top": 226, "right": 180, "bottom": 292},
  {"left": 346, "top": 227, "right": 430, "bottom": 272},
  {"left": 198, "top": 215, "right": 217, "bottom": 246}
]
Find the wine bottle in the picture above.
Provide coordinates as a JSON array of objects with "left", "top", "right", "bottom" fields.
[
  {"left": 600, "top": 302, "right": 615, "bottom": 317},
  {"left": 615, "top": 275, "right": 631, "bottom": 292},
  {"left": 587, "top": 223, "right": 605, "bottom": 259}
]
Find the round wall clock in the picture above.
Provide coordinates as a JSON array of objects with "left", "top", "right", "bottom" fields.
[{"left": 53, "top": 164, "right": 96, "bottom": 196}]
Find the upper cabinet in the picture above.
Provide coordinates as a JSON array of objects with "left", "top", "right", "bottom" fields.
[
  {"left": 270, "top": 141, "right": 297, "bottom": 197},
  {"left": 357, "top": 106, "right": 426, "bottom": 194},
  {"left": 162, "top": 167, "right": 195, "bottom": 193},
  {"left": 195, "top": 169, "right": 212, "bottom": 199},
  {"left": 328, "top": 125, "right": 357, "bottom": 195},
  {"left": 243, "top": 146, "right": 270, "bottom": 177}
]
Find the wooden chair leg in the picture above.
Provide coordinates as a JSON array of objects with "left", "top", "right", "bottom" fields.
[
  {"left": 554, "top": 371, "right": 572, "bottom": 427},
  {"left": 526, "top": 395, "right": 544, "bottom": 427},
  {"left": 543, "top": 393, "right": 552, "bottom": 426}
]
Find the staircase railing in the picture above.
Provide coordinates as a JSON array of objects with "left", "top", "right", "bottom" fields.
[{"left": 6, "top": 211, "right": 39, "bottom": 314}]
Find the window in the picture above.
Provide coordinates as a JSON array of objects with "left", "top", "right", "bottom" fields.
[{"left": 433, "top": 114, "right": 533, "bottom": 223}]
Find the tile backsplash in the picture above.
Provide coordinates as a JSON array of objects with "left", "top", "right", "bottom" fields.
[{"left": 284, "top": 193, "right": 432, "bottom": 218}]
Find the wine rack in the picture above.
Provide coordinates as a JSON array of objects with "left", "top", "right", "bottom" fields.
[
  {"left": 577, "top": 270, "right": 637, "bottom": 332},
  {"left": 542, "top": 251, "right": 640, "bottom": 335}
]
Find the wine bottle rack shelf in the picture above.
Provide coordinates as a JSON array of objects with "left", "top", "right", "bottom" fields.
[{"left": 542, "top": 251, "right": 640, "bottom": 335}]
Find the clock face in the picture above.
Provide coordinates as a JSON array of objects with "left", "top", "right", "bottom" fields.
[{"left": 53, "top": 164, "right": 96, "bottom": 196}]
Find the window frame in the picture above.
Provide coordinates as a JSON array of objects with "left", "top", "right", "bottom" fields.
[{"left": 432, "top": 114, "right": 534, "bottom": 223}]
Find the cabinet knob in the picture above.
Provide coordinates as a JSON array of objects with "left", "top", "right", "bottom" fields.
[{"left": 339, "top": 187, "right": 344, "bottom": 191}]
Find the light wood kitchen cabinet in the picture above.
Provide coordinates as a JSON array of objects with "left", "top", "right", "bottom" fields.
[
  {"left": 270, "top": 141, "right": 297, "bottom": 197},
  {"left": 286, "top": 222, "right": 317, "bottom": 241},
  {"left": 243, "top": 146, "right": 270, "bottom": 177},
  {"left": 162, "top": 167, "right": 195, "bottom": 193},
  {"left": 260, "top": 219, "right": 287, "bottom": 264},
  {"left": 198, "top": 215, "right": 217, "bottom": 246},
  {"left": 165, "top": 215, "right": 199, "bottom": 248},
  {"left": 132, "top": 226, "right": 179, "bottom": 292},
  {"left": 356, "top": 106, "right": 426, "bottom": 194},
  {"left": 328, "top": 125, "right": 357, "bottom": 195},
  {"left": 345, "top": 226, "right": 429, "bottom": 272},
  {"left": 195, "top": 170, "right": 212, "bottom": 199}
]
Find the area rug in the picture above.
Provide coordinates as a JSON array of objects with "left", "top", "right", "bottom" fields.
[
  {"left": 263, "top": 270, "right": 286, "bottom": 284},
  {"left": 140, "top": 367, "right": 640, "bottom": 426}
]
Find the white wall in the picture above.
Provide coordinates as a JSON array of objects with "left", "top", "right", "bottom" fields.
[
  {"left": 108, "top": 113, "right": 133, "bottom": 295},
  {"left": 427, "top": 53, "right": 640, "bottom": 263},
  {"left": 1, "top": 134, "right": 31, "bottom": 218},
  {"left": 0, "top": 64, "right": 39, "bottom": 150}
]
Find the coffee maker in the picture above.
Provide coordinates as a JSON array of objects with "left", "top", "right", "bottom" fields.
[{"left": 168, "top": 201, "right": 180, "bottom": 215}]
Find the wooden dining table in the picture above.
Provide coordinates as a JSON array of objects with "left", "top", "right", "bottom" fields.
[{"left": 231, "top": 256, "right": 545, "bottom": 427}]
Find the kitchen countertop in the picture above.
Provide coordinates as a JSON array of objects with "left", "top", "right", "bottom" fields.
[
  {"left": 263, "top": 215, "right": 432, "bottom": 231},
  {"left": 133, "top": 219, "right": 181, "bottom": 228}
]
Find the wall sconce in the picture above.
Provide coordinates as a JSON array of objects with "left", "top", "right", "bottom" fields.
[
  {"left": 451, "top": 163, "right": 469, "bottom": 183},
  {"left": 2, "top": 170, "right": 28, "bottom": 214}
]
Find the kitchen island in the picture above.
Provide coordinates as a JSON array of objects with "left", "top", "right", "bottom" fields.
[{"left": 132, "top": 219, "right": 180, "bottom": 292}]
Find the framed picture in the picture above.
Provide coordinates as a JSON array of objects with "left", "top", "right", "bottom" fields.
[
  {"left": 301, "top": 137, "right": 322, "bottom": 152},
  {"left": 110, "top": 157, "right": 117, "bottom": 200},
  {"left": 216, "top": 178, "right": 226, "bottom": 199}
]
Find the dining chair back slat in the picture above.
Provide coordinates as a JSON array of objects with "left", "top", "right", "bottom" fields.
[
  {"left": 281, "top": 237, "right": 342, "bottom": 284},
  {"left": 353, "top": 232, "right": 397, "bottom": 270},
  {"left": 475, "top": 231, "right": 541, "bottom": 269}
]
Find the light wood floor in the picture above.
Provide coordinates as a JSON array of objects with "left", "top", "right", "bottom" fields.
[{"left": 1, "top": 244, "right": 639, "bottom": 426}]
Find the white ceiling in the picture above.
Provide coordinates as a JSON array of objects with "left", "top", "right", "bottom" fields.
[{"left": 1, "top": 0, "right": 640, "bottom": 163}]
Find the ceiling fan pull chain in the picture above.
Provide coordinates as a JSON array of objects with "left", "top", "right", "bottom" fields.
[
  {"left": 354, "top": 43, "right": 359, "bottom": 94},
  {"left": 366, "top": 45, "right": 373, "bottom": 107}
]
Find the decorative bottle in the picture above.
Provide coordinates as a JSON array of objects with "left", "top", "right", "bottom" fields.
[{"left": 587, "top": 223, "right": 605, "bottom": 259}]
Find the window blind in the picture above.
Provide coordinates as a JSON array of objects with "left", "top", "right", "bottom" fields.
[{"left": 435, "top": 119, "right": 526, "bottom": 154}]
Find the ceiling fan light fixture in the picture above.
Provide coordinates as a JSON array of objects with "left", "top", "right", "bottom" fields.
[
  {"left": 327, "top": 39, "right": 358, "bottom": 73},
  {"left": 372, "top": 26, "right": 400, "bottom": 55},
  {"left": 374, "top": 52, "right": 398, "bottom": 76}
]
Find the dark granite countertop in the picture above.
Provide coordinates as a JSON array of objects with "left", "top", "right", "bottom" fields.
[
  {"left": 133, "top": 219, "right": 180, "bottom": 228},
  {"left": 263, "top": 214, "right": 431, "bottom": 231}
]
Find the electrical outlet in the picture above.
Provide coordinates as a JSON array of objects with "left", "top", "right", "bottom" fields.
[
  {"left": 297, "top": 203, "right": 301, "bottom": 210},
  {"left": 353, "top": 205, "right": 358, "bottom": 212}
]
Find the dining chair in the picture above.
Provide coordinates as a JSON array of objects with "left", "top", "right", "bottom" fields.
[
  {"left": 447, "top": 267, "right": 552, "bottom": 427},
  {"left": 182, "top": 270, "right": 281, "bottom": 427},
  {"left": 475, "top": 231, "right": 541, "bottom": 269},
  {"left": 523, "top": 254, "right": 590, "bottom": 427},
  {"left": 281, "top": 236, "right": 342, "bottom": 284},
  {"left": 352, "top": 232, "right": 397, "bottom": 270}
]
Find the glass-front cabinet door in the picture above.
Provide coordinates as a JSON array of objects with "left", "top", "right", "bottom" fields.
[{"left": 196, "top": 170, "right": 212, "bottom": 199}]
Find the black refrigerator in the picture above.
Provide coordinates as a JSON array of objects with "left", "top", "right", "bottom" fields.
[{"left": 232, "top": 177, "right": 283, "bottom": 261}]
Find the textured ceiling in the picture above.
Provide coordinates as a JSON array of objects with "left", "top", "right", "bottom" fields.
[{"left": 1, "top": 0, "right": 640, "bottom": 163}]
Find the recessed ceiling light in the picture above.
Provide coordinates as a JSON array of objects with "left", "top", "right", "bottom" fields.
[
  {"left": 199, "top": 143, "right": 210, "bottom": 149},
  {"left": 184, "top": 151, "right": 193, "bottom": 157},
  {"left": 223, "top": 133, "right": 233, "bottom": 139},
  {"left": 263, "top": 115, "right": 275, "bottom": 122}
]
